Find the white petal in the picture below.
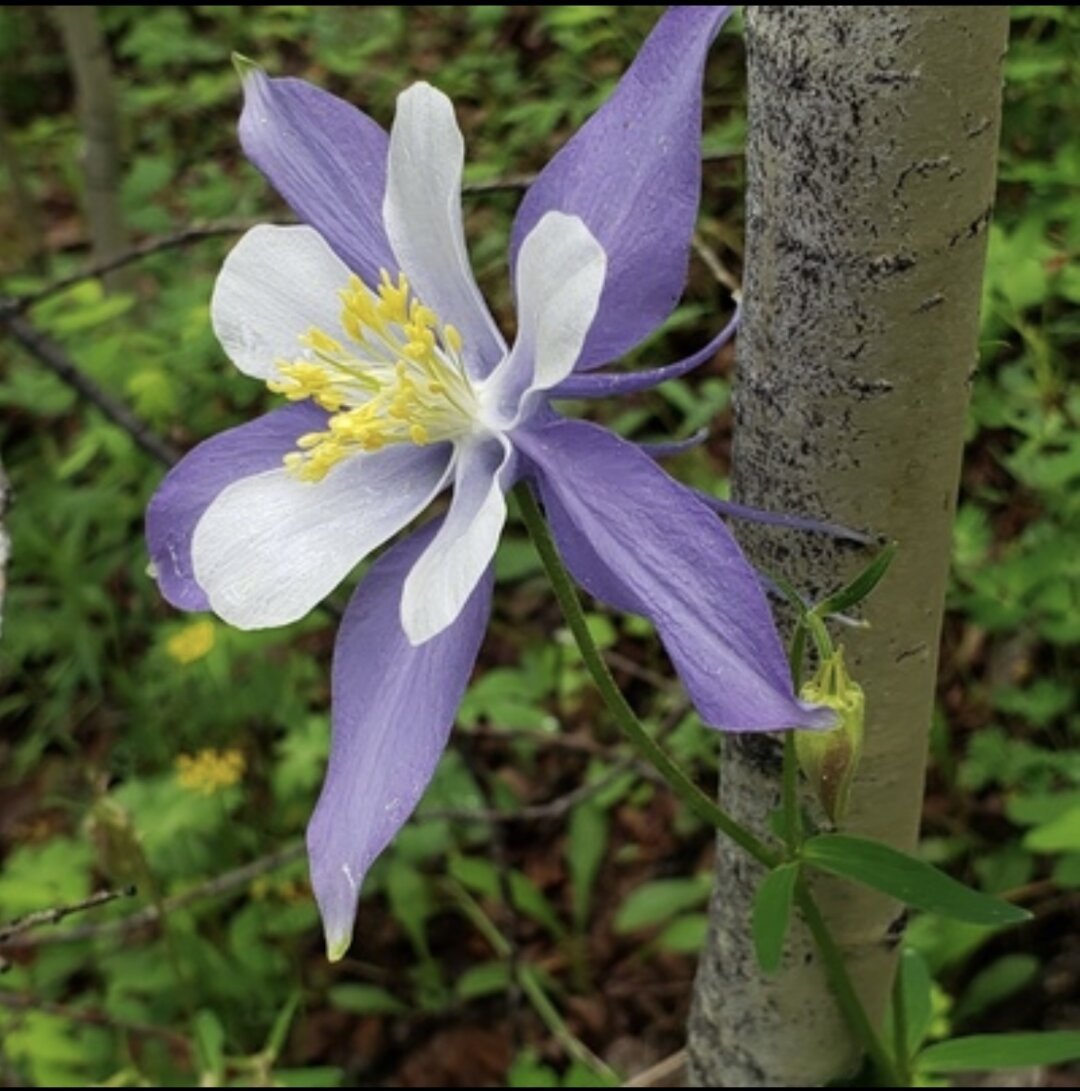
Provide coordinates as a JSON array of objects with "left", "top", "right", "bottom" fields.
[
  {"left": 400, "top": 436, "right": 512, "bottom": 645},
  {"left": 384, "top": 82, "right": 506, "bottom": 378},
  {"left": 211, "top": 224, "right": 351, "bottom": 380},
  {"left": 192, "top": 444, "right": 453, "bottom": 629},
  {"left": 482, "top": 212, "right": 607, "bottom": 426}
]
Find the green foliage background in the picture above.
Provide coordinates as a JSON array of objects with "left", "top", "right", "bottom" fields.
[{"left": 0, "top": 6, "right": 1076, "bottom": 1086}]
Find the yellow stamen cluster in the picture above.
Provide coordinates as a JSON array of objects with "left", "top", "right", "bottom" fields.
[
  {"left": 175, "top": 748, "right": 246, "bottom": 795},
  {"left": 268, "top": 270, "right": 476, "bottom": 482}
]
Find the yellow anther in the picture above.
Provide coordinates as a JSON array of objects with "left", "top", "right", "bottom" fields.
[
  {"left": 302, "top": 328, "right": 344, "bottom": 355},
  {"left": 265, "top": 269, "right": 479, "bottom": 479}
]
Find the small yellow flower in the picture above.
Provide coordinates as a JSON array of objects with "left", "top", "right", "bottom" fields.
[
  {"left": 166, "top": 619, "right": 216, "bottom": 664},
  {"left": 175, "top": 748, "right": 246, "bottom": 795}
]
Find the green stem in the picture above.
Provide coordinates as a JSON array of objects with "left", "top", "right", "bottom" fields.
[
  {"left": 891, "top": 958, "right": 913, "bottom": 1085},
  {"left": 448, "top": 879, "right": 618, "bottom": 1083},
  {"left": 515, "top": 483, "right": 778, "bottom": 869},
  {"left": 795, "top": 882, "right": 900, "bottom": 1084},
  {"left": 517, "top": 483, "right": 899, "bottom": 1082},
  {"left": 781, "top": 730, "right": 800, "bottom": 854}
]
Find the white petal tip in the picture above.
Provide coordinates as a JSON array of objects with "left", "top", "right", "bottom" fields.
[{"left": 400, "top": 608, "right": 444, "bottom": 648}]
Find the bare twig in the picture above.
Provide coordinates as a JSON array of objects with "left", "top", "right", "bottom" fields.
[
  {"left": 7, "top": 758, "right": 648, "bottom": 951},
  {"left": 420, "top": 757, "right": 640, "bottom": 825},
  {"left": 0, "top": 992, "right": 190, "bottom": 1050},
  {"left": 0, "top": 305, "right": 180, "bottom": 466},
  {"left": 3, "top": 841, "right": 305, "bottom": 950},
  {"left": 691, "top": 231, "right": 741, "bottom": 295},
  {"left": 4, "top": 150, "right": 739, "bottom": 315},
  {"left": 622, "top": 1049, "right": 688, "bottom": 1088},
  {"left": 7, "top": 217, "right": 278, "bottom": 313},
  {"left": 0, "top": 886, "right": 135, "bottom": 945}
]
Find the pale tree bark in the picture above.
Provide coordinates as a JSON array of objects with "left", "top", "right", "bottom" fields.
[
  {"left": 52, "top": 6, "right": 130, "bottom": 292},
  {"left": 688, "top": 8, "right": 1009, "bottom": 1087}
]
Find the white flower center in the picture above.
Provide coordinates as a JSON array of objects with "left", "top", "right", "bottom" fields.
[{"left": 268, "top": 270, "right": 479, "bottom": 481}]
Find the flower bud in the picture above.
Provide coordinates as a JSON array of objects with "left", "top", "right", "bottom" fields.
[{"left": 795, "top": 648, "right": 865, "bottom": 824}]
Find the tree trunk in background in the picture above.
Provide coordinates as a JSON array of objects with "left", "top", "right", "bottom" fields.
[
  {"left": 52, "top": 6, "right": 129, "bottom": 291},
  {"left": 0, "top": 459, "right": 8, "bottom": 637},
  {"left": 688, "top": 8, "right": 1009, "bottom": 1086}
]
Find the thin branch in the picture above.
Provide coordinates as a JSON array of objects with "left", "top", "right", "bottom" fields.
[
  {"left": 7, "top": 217, "right": 278, "bottom": 313},
  {"left": 0, "top": 305, "right": 180, "bottom": 466},
  {"left": 3, "top": 841, "right": 305, "bottom": 950},
  {"left": 6, "top": 758, "right": 649, "bottom": 952},
  {"left": 623, "top": 1049, "right": 688, "bottom": 1088},
  {"left": 5, "top": 151, "right": 740, "bottom": 315},
  {"left": 0, "top": 992, "right": 190, "bottom": 1050},
  {"left": 691, "top": 231, "right": 741, "bottom": 295},
  {"left": 425, "top": 757, "right": 638, "bottom": 825},
  {"left": 0, "top": 886, "right": 135, "bottom": 944}
]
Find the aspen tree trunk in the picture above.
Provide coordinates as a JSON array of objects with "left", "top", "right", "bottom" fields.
[
  {"left": 687, "top": 9, "right": 1010, "bottom": 1086},
  {"left": 52, "top": 6, "right": 129, "bottom": 291}
]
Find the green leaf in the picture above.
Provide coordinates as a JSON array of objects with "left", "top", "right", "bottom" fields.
[
  {"left": 917, "top": 1032, "right": 1080, "bottom": 1073},
  {"left": 329, "top": 984, "right": 409, "bottom": 1016},
  {"left": 803, "top": 835, "right": 1031, "bottom": 925},
  {"left": 613, "top": 876, "right": 711, "bottom": 933},
  {"left": 752, "top": 863, "right": 799, "bottom": 973},
  {"left": 193, "top": 1009, "right": 226, "bottom": 1083},
  {"left": 386, "top": 862, "right": 434, "bottom": 957},
  {"left": 816, "top": 541, "right": 897, "bottom": 616},
  {"left": 456, "top": 961, "right": 512, "bottom": 1001},
  {"left": 567, "top": 801, "right": 608, "bottom": 930},
  {"left": 1023, "top": 807, "right": 1080, "bottom": 853},
  {"left": 656, "top": 913, "right": 709, "bottom": 953},
  {"left": 894, "top": 948, "right": 935, "bottom": 1056},
  {"left": 273, "top": 1067, "right": 344, "bottom": 1087},
  {"left": 509, "top": 872, "right": 566, "bottom": 940},
  {"left": 954, "top": 955, "right": 1039, "bottom": 1022},
  {"left": 508, "top": 1049, "right": 559, "bottom": 1088},
  {"left": 263, "top": 993, "right": 301, "bottom": 1060}
]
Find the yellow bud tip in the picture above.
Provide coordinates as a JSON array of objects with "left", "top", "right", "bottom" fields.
[
  {"left": 231, "top": 52, "right": 262, "bottom": 83},
  {"left": 326, "top": 933, "right": 350, "bottom": 963}
]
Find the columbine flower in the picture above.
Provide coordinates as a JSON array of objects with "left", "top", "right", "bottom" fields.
[{"left": 147, "top": 6, "right": 831, "bottom": 959}]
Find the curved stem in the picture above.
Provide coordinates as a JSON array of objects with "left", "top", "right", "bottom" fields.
[
  {"left": 514, "top": 482, "right": 778, "bottom": 869},
  {"left": 517, "top": 481, "right": 899, "bottom": 1083},
  {"left": 781, "top": 731, "right": 800, "bottom": 854},
  {"left": 796, "top": 882, "right": 900, "bottom": 1084}
]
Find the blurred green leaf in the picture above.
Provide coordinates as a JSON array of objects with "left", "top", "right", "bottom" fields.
[
  {"left": 917, "top": 1032, "right": 1080, "bottom": 1073},
  {"left": 613, "top": 876, "right": 711, "bottom": 933}
]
